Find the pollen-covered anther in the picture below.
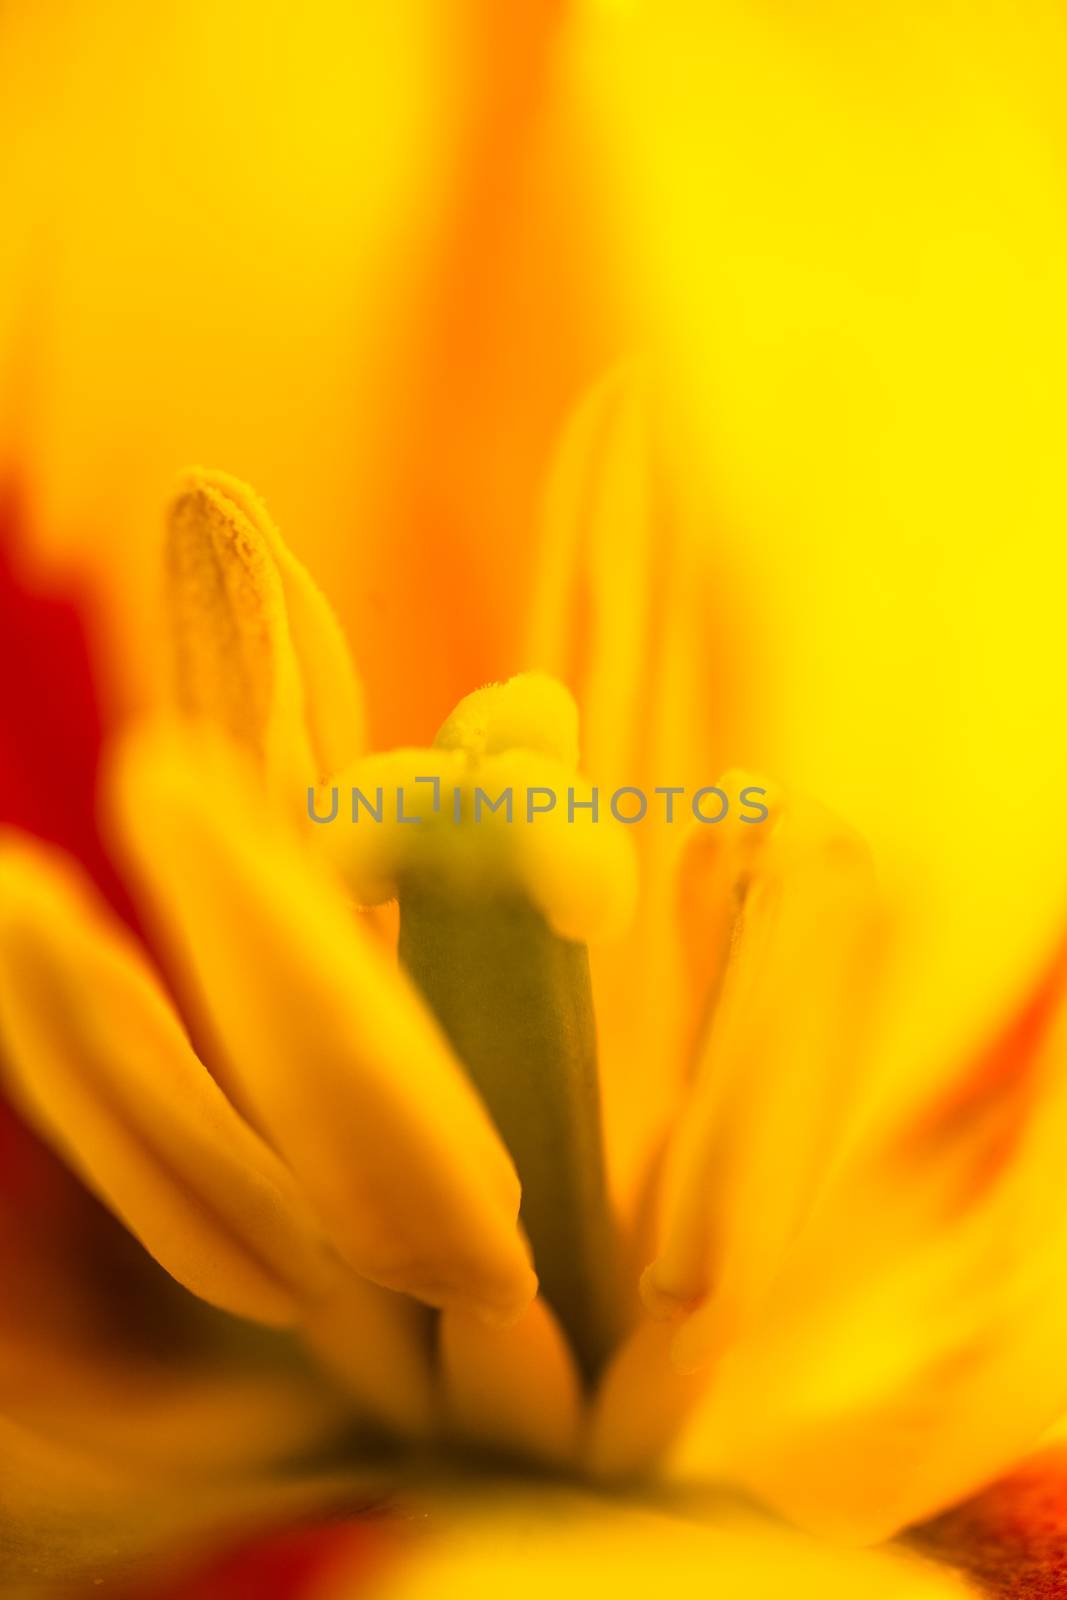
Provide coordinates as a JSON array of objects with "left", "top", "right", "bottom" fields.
[
  {"left": 166, "top": 467, "right": 363, "bottom": 799},
  {"left": 638, "top": 1264, "right": 704, "bottom": 1322}
]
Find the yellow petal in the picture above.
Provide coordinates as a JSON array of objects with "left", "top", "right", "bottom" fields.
[
  {"left": 312, "top": 1484, "right": 973, "bottom": 1600},
  {"left": 579, "top": 0, "right": 1067, "bottom": 1131},
  {"left": 671, "top": 939, "right": 1067, "bottom": 1541},
  {"left": 167, "top": 469, "right": 363, "bottom": 791},
  {"left": 106, "top": 723, "right": 536, "bottom": 1325},
  {"left": 0, "top": 834, "right": 334, "bottom": 1326},
  {"left": 0, "top": 0, "right": 462, "bottom": 715},
  {"left": 440, "top": 1298, "right": 582, "bottom": 1468}
]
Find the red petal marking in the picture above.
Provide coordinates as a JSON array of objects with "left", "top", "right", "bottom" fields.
[
  {"left": 0, "top": 487, "right": 130, "bottom": 914},
  {"left": 910, "top": 1447, "right": 1067, "bottom": 1598},
  {"left": 899, "top": 934, "right": 1067, "bottom": 1213},
  {"left": 0, "top": 488, "right": 136, "bottom": 1201},
  {"left": 124, "top": 1514, "right": 401, "bottom": 1600}
]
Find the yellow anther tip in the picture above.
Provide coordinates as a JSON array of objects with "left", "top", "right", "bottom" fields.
[
  {"left": 172, "top": 465, "right": 259, "bottom": 514},
  {"left": 166, "top": 466, "right": 364, "bottom": 786},
  {"left": 638, "top": 1262, "right": 696, "bottom": 1322}
]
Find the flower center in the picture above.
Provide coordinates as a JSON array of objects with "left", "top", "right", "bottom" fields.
[{"left": 321, "top": 674, "right": 637, "bottom": 1381}]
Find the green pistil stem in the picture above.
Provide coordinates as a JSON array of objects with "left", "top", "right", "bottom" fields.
[{"left": 398, "top": 883, "right": 625, "bottom": 1384}]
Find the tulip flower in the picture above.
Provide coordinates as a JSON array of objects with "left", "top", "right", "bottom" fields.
[
  {"left": 0, "top": 464, "right": 1060, "bottom": 1598},
  {"left": 2, "top": 4, "right": 1067, "bottom": 1598}
]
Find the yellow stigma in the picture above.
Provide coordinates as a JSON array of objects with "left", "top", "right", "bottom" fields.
[
  {"left": 317, "top": 673, "right": 636, "bottom": 944},
  {"left": 435, "top": 673, "right": 580, "bottom": 769}
]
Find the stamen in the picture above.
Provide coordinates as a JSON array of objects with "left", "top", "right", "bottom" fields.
[{"left": 166, "top": 469, "right": 363, "bottom": 796}]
